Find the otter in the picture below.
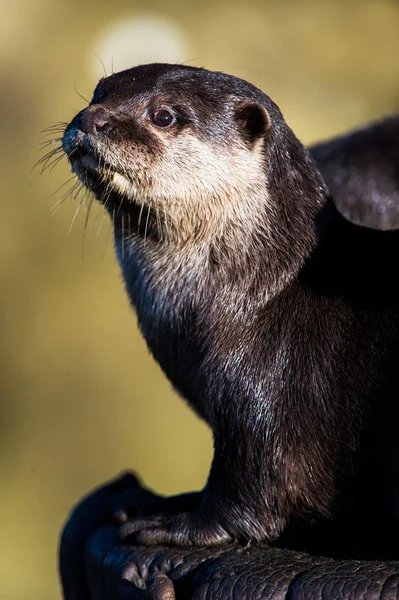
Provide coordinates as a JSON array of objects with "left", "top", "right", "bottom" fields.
[{"left": 62, "top": 64, "right": 399, "bottom": 559}]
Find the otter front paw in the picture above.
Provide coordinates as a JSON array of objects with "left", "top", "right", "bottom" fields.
[{"left": 118, "top": 512, "right": 233, "bottom": 547}]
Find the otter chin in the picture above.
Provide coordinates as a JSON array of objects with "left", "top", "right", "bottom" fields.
[{"left": 62, "top": 64, "right": 399, "bottom": 559}]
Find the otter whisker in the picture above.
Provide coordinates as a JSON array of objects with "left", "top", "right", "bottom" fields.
[
  {"left": 50, "top": 179, "right": 83, "bottom": 216},
  {"left": 137, "top": 203, "right": 145, "bottom": 230},
  {"left": 42, "top": 126, "right": 67, "bottom": 131},
  {"left": 38, "top": 137, "right": 63, "bottom": 149},
  {"left": 49, "top": 175, "right": 77, "bottom": 200},
  {"left": 34, "top": 146, "right": 64, "bottom": 173},
  {"left": 162, "top": 207, "right": 171, "bottom": 242},
  {"left": 59, "top": 180, "right": 83, "bottom": 205},
  {"left": 94, "top": 53, "right": 108, "bottom": 77},
  {"left": 74, "top": 85, "right": 90, "bottom": 104},
  {"left": 121, "top": 212, "right": 125, "bottom": 258},
  {"left": 73, "top": 181, "right": 86, "bottom": 203},
  {"left": 102, "top": 180, "right": 113, "bottom": 213},
  {"left": 81, "top": 192, "right": 94, "bottom": 256},
  {"left": 40, "top": 122, "right": 68, "bottom": 136},
  {"left": 156, "top": 209, "right": 161, "bottom": 242},
  {"left": 42, "top": 121, "right": 68, "bottom": 131},
  {"left": 40, "top": 131, "right": 67, "bottom": 141},
  {"left": 37, "top": 152, "right": 64, "bottom": 174},
  {"left": 144, "top": 206, "right": 151, "bottom": 245},
  {"left": 68, "top": 192, "right": 86, "bottom": 235},
  {"left": 100, "top": 164, "right": 111, "bottom": 183},
  {"left": 127, "top": 211, "right": 132, "bottom": 239},
  {"left": 116, "top": 194, "right": 124, "bottom": 215},
  {"left": 89, "top": 205, "right": 108, "bottom": 223},
  {"left": 99, "top": 168, "right": 114, "bottom": 211},
  {"left": 83, "top": 193, "right": 94, "bottom": 238},
  {"left": 101, "top": 217, "right": 112, "bottom": 259},
  {"left": 46, "top": 154, "right": 65, "bottom": 174},
  {"left": 50, "top": 189, "right": 78, "bottom": 217},
  {"left": 96, "top": 209, "right": 107, "bottom": 238},
  {"left": 50, "top": 200, "right": 66, "bottom": 217}
]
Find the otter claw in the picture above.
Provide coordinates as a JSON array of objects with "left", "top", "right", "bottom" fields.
[{"left": 120, "top": 516, "right": 165, "bottom": 539}]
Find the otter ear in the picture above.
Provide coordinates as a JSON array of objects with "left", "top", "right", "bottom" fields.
[{"left": 234, "top": 101, "right": 270, "bottom": 147}]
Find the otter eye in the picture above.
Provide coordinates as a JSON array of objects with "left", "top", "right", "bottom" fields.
[{"left": 151, "top": 109, "right": 175, "bottom": 128}]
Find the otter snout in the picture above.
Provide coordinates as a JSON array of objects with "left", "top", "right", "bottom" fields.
[
  {"left": 62, "top": 106, "right": 113, "bottom": 156},
  {"left": 79, "top": 106, "right": 114, "bottom": 136}
]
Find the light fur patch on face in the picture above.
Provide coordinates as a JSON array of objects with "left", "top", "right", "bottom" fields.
[
  {"left": 144, "top": 130, "right": 270, "bottom": 247},
  {"left": 110, "top": 171, "right": 139, "bottom": 199}
]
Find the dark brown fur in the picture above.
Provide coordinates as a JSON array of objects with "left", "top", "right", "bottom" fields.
[
  {"left": 62, "top": 64, "right": 399, "bottom": 559},
  {"left": 311, "top": 115, "right": 399, "bottom": 229}
]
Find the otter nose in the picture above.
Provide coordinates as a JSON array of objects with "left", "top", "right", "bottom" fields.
[{"left": 80, "top": 108, "right": 112, "bottom": 135}]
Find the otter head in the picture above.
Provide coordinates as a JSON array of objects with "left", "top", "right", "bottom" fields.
[{"left": 62, "top": 64, "right": 281, "bottom": 245}]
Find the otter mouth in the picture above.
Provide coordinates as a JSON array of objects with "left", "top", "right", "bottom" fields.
[
  {"left": 72, "top": 152, "right": 99, "bottom": 178},
  {"left": 68, "top": 144, "right": 138, "bottom": 213},
  {"left": 69, "top": 145, "right": 110, "bottom": 193}
]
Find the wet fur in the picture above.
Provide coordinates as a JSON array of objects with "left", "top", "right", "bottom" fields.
[{"left": 63, "top": 64, "right": 399, "bottom": 558}]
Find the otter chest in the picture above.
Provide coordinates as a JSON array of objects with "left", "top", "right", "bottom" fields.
[{"left": 117, "top": 241, "right": 210, "bottom": 414}]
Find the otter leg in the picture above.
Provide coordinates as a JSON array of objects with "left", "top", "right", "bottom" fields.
[{"left": 115, "top": 448, "right": 282, "bottom": 546}]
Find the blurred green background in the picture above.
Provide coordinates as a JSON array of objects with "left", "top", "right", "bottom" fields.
[{"left": 1, "top": 0, "right": 398, "bottom": 598}]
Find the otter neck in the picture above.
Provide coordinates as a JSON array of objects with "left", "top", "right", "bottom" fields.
[{"left": 112, "top": 180, "right": 327, "bottom": 299}]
